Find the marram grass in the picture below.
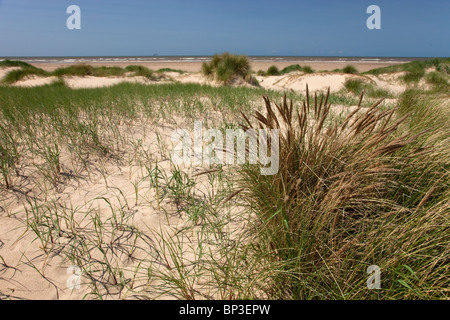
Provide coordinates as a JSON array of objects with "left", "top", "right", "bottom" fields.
[{"left": 238, "top": 87, "right": 449, "bottom": 299}]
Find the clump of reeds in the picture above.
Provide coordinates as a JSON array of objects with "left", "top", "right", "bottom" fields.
[{"left": 239, "top": 87, "right": 449, "bottom": 299}]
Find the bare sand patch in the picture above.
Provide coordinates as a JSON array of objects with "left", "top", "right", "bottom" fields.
[{"left": 63, "top": 76, "right": 140, "bottom": 89}]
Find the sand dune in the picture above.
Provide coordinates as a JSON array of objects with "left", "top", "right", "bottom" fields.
[
  {"left": 0, "top": 62, "right": 417, "bottom": 300},
  {"left": 3, "top": 66, "right": 408, "bottom": 96}
]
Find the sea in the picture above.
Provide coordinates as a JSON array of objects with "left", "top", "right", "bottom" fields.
[{"left": 0, "top": 56, "right": 424, "bottom": 64}]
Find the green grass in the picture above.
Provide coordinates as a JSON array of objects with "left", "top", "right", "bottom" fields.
[
  {"left": 365, "top": 58, "right": 450, "bottom": 76},
  {"left": 365, "top": 58, "right": 450, "bottom": 85},
  {"left": 344, "top": 78, "right": 393, "bottom": 98},
  {"left": 0, "top": 59, "right": 36, "bottom": 68},
  {"left": 202, "top": 52, "right": 251, "bottom": 84},
  {"left": 157, "top": 68, "right": 185, "bottom": 74},
  {"left": 53, "top": 64, "right": 127, "bottom": 77},
  {"left": 340, "top": 65, "right": 359, "bottom": 74},
  {"left": 261, "top": 64, "right": 305, "bottom": 76},
  {"left": 425, "top": 71, "right": 449, "bottom": 92},
  {"left": 301, "top": 66, "right": 314, "bottom": 74},
  {"left": 125, "top": 65, "right": 156, "bottom": 78},
  {"left": 280, "top": 64, "right": 303, "bottom": 74},
  {"left": 333, "top": 65, "right": 359, "bottom": 74},
  {"left": 0, "top": 81, "right": 281, "bottom": 129},
  {"left": 0, "top": 60, "right": 50, "bottom": 84},
  {"left": 1, "top": 61, "right": 160, "bottom": 83},
  {"left": 266, "top": 65, "right": 280, "bottom": 76},
  {"left": 2, "top": 67, "right": 50, "bottom": 84}
]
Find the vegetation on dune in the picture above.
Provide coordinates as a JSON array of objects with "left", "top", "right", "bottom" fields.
[
  {"left": 365, "top": 58, "right": 450, "bottom": 75},
  {"left": 0, "top": 61, "right": 160, "bottom": 83},
  {"left": 425, "top": 71, "right": 449, "bottom": 92},
  {"left": 301, "top": 65, "right": 314, "bottom": 74},
  {"left": 0, "top": 60, "right": 50, "bottom": 84},
  {"left": 333, "top": 65, "right": 359, "bottom": 74},
  {"left": 342, "top": 64, "right": 358, "bottom": 74},
  {"left": 365, "top": 58, "right": 450, "bottom": 86},
  {"left": 333, "top": 64, "right": 359, "bottom": 74},
  {"left": 157, "top": 68, "right": 185, "bottom": 74},
  {"left": 124, "top": 65, "right": 156, "bottom": 78},
  {"left": 344, "top": 78, "right": 392, "bottom": 98},
  {"left": 53, "top": 64, "right": 125, "bottom": 77},
  {"left": 2, "top": 67, "right": 50, "bottom": 84},
  {"left": 53, "top": 64, "right": 158, "bottom": 79},
  {"left": 266, "top": 65, "right": 280, "bottom": 76},
  {"left": 201, "top": 52, "right": 253, "bottom": 85},
  {"left": 239, "top": 88, "right": 449, "bottom": 299},
  {"left": 280, "top": 64, "right": 303, "bottom": 74},
  {"left": 0, "top": 59, "right": 37, "bottom": 68},
  {"left": 261, "top": 64, "right": 309, "bottom": 76}
]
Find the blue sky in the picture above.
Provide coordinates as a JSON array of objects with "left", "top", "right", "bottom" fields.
[{"left": 0, "top": 0, "right": 449, "bottom": 57}]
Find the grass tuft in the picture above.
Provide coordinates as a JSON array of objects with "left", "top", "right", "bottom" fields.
[
  {"left": 202, "top": 52, "right": 251, "bottom": 84},
  {"left": 239, "top": 88, "right": 449, "bottom": 299},
  {"left": 344, "top": 78, "right": 393, "bottom": 98},
  {"left": 266, "top": 65, "right": 280, "bottom": 76}
]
